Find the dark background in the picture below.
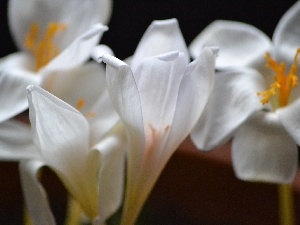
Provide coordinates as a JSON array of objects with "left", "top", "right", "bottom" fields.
[{"left": 0, "top": 1, "right": 297, "bottom": 59}]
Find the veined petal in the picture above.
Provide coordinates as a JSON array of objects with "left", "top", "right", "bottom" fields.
[
  {"left": 41, "top": 24, "right": 107, "bottom": 73},
  {"left": 166, "top": 47, "right": 215, "bottom": 152},
  {"left": 134, "top": 51, "right": 187, "bottom": 131},
  {"left": 131, "top": 18, "right": 189, "bottom": 72},
  {"left": 189, "top": 20, "right": 272, "bottom": 69},
  {"left": 232, "top": 111, "right": 298, "bottom": 183},
  {"left": 102, "top": 54, "right": 145, "bottom": 179},
  {"left": 0, "top": 53, "right": 41, "bottom": 122},
  {"left": 43, "top": 61, "right": 120, "bottom": 145},
  {"left": 0, "top": 119, "right": 40, "bottom": 160},
  {"left": 273, "top": 1, "right": 300, "bottom": 63},
  {"left": 91, "top": 125, "right": 126, "bottom": 224},
  {"left": 277, "top": 97, "right": 300, "bottom": 146},
  {"left": 19, "top": 160, "right": 56, "bottom": 225},
  {"left": 191, "top": 68, "right": 265, "bottom": 150},
  {"left": 9, "top": 0, "right": 112, "bottom": 51},
  {"left": 27, "top": 85, "right": 101, "bottom": 219}
]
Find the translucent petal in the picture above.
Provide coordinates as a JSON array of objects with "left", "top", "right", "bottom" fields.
[
  {"left": 232, "top": 111, "right": 298, "bottom": 183},
  {"left": 0, "top": 53, "right": 41, "bottom": 122},
  {"left": 273, "top": 1, "right": 300, "bottom": 63},
  {"left": 0, "top": 119, "right": 40, "bottom": 160},
  {"left": 191, "top": 68, "right": 265, "bottom": 150},
  {"left": 92, "top": 127, "right": 126, "bottom": 224},
  {"left": 277, "top": 97, "right": 300, "bottom": 146},
  {"left": 189, "top": 20, "right": 271, "bottom": 69},
  {"left": 19, "top": 160, "right": 56, "bottom": 225},
  {"left": 167, "top": 47, "right": 215, "bottom": 151},
  {"left": 131, "top": 18, "right": 189, "bottom": 72}
]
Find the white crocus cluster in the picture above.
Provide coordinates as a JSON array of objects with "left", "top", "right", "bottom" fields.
[{"left": 2, "top": 0, "right": 299, "bottom": 225}]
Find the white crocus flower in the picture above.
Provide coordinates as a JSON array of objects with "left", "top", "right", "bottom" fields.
[
  {"left": 100, "top": 46, "right": 215, "bottom": 225},
  {"left": 190, "top": 2, "right": 300, "bottom": 183},
  {"left": 0, "top": 0, "right": 112, "bottom": 122},
  {"left": 19, "top": 85, "right": 125, "bottom": 225}
]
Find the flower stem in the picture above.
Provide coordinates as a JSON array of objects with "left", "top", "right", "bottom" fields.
[{"left": 278, "top": 184, "right": 295, "bottom": 225}]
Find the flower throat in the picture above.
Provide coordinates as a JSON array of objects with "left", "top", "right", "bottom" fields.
[
  {"left": 24, "top": 22, "right": 67, "bottom": 71},
  {"left": 257, "top": 49, "right": 300, "bottom": 108}
]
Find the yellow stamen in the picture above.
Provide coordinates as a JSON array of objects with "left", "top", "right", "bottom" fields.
[
  {"left": 257, "top": 49, "right": 300, "bottom": 107},
  {"left": 25, "top": 22, "right": 66, "bottom": 71}
]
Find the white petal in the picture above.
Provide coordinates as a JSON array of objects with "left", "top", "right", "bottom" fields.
[
  {"left": 0, "top": 53, "right": 41, "bottom": 122},
  {"left": 41, "top": 24, "right": 107, "bottom": 72},
  {"left": 273, "top": 1, "right": 300, "bottom": 63},
  {"left": 189, "top": 20, "right": 272, "bottom": 69},
  {"left": 0, "top": 119, "right": 40, "bottom": 160},
  {"left": 27, "top": 85, "right": 102, "bottom": 218},
  {"left": 166, "top": 47, "right": 215, "bottom": 151},
  {"left": 277, "top": 97, "right": 300, "bottom": 146},
  {"left": 134, "top": 51, "right": 187, "bottom": 131},
  {"left": 191, "top": 68, "right": 265, "bottom": 150},
  {"left": 91, "top": 45, "right": 115, "bottom": 63},
  {"left": 102, "top": 54, "right": 145, "bottom": 179},
  {"left": 91, "top": 127, "right": 126, "bottom": 224},
  {"left": 130, "top": 18, "right": 189, "bottom": 72},
  {"left": 19, "top": 160, "right": 56, "bottom": 225},
  {"left": 27, "top": 85, "right": 90, "bottom": 184},
  {"left": 43, "top": 62, "right": 120, "bottom": 145},
  {"left": 8, "top": 0, "right": 112, "bottom": 51},
  {"left": 232, "top": 111, "right": 298, "bottom": 183}
]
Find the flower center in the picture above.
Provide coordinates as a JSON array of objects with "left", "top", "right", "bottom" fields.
[
  {"left": 24, "top": 22, "right": 67, "bottom": 71},
  {"left": 257, "top": 49, "right": 300, "bottom": 108}
]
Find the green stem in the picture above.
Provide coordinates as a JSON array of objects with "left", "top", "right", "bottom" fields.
[{"left": 278, "top": 184, "right": 295, "bottom": 225}]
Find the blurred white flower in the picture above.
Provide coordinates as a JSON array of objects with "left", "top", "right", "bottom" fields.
[
  {"left": 190, "top": 1, "right": 300, "bottom": 183},
  {"left": 0, "top": 0, "right": 112, "bottom": 122}
]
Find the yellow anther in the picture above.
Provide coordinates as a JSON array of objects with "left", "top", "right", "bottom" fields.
[
  {"left": 257, "top": 49, "right": 300, "bottom": 107},
  {"left": 24, "top": 22, "right": 67, "bottom": 71}
]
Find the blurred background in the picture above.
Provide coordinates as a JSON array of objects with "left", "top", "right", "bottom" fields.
[{"left": 0, "top": 0, "right": 299, "bottom": 225}]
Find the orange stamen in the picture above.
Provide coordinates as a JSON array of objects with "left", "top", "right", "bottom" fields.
[
  {"left": 257, "top": 49, "right": 300, "bottom": 107},
  {"left": 24, "top": 22, "right": 66, "bottom": 71}
]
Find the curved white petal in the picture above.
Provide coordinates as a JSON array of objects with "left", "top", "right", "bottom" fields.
[
  {"left": 41, "top": 24, "right": 107, "bottom": 73},
  {"left": 277, "top": 97, "right": 300, "bottom": 146},
  {"left": 102, "top": 54, "right": 145, "bottom": 178},
  {"left": 27, "top": 85, "right": 102, "bottom": 218},
  {"left": 43, "top": 62, "right": 120, "bottom": 145},
  {"left": 19, "top": 160, "right": 56, "bottom": 225},
  {"left": 0, "top": 119, "right": 40, "bottom": 160},
  {"left": 92, "top": 126, "right": 126, "bottom": 224},
  {"left": 131, "top": 18, "right": 189, "bottom": 72},
  {"left": 91, "top": 44, "right": 115, "bottom": 63},
  {"left": 134, "top": 51, "right": 187, "bottom": 130},
  {"left": 232, "top": 111, "right": 298, "bottom": 183},
  {"left": 191, "top": 68, "right": 265, "bottom": 150},
  {"left": 273, "top": 1, "right": 300, "bottom": 63},
  {"left": 166, "top": 47, "right": 215, "bottom": 151},
  {"left": 189, "top": 20, "right": 272, "bottom": 69},
  {"left": 0, "top": 53, "right": 41, "bottom": 122},
  {"left": 9, "top": 0, "right": 112, "bottom": 51}
]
